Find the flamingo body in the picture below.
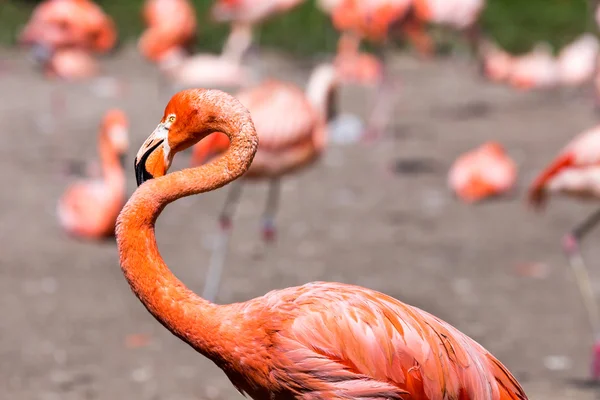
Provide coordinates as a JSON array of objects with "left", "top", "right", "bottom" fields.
[
  {"left": 412, "top": 0, "right": 484, "bottom": 29},
  {"left": 332, "top": 0, "right": 413, "bottom": 41},
  {"left": 507, "top": 45, "right": 559, "bottom": 91},
  {"left": 139, "top": 0, "right": 197, "bottom": 62},
  {"left": 211, "top": 0, "right": 306, "bottom": 24},
  {"left": 20, "top": 0, "right": 116, "bottom": 53},
  {"left": 191, "top": 67, "right": 334, "bottom": 177},
  {"left": 448, "top": 142, "right": 517, "bottom": 203},
  {"left": 159, "top": 49, "right": 251, "bottom": 89},
  {"left": 45, "top": 48, "right": 99, "bottom": 80},
  {"left": 556, "top": 34, "right": 600, "bottom": 87}
]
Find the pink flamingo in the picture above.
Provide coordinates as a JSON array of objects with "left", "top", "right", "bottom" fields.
[
  {"left": 118, "top": 87, "right": 529, "bottom": 400},
  {"left": 448, "top": 142, "right": 517, "bottom": 203},
  {"left": 556, "top": 33, "right": 599, "bottom": 87},
  {"left": 506, "top": 43, "right": 559, "bottom": 91},
  {"left": 19, "top": 0, "right": 117, "bottom": 57},
  {"left": 479, "top": 39, "right": 515, "bottom": 83},
  {"left": 138, "top": 0, "right": 197, "bottom": 63},
  {"left": 330, "top": 0, "right": 411, "bottom": 140},
  {"left": 188, "top": 63, "right": 338, "bottom": 301},
  {"left": 155, "top": 47, "right": 252, "bottom": 92},
  {"left": 403, "top": 0, "right": 486, "bottom": 57},
  {"left": 211, "top": 0, "right": 307, "bottom": 62},
  {"left": 57, "top": 109, "right": 129, "bottom": 239},
  {"left": 528, "top": 124, "right": 600, "bottom": 379}
]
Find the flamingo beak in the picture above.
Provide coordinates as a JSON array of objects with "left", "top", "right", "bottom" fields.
[{"left": 135, "top": 123, "right": 172, "bottom": 186}]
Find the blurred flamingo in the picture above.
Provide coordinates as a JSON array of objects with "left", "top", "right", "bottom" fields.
[
  {"left": 19, "top": 0, "right": 117, "bottom": 57},
  {"left": 317, "top": 0, "right": 383, "bottom": 86},
  {"left": 528, "top": 124, "right": 600, "bottom": 379},
  {"left": 138, "top": 0, "right": 197, "bottom": 63},
  {"left": 331, "top": 0, "right": 411, "bottom": 140},
  {"left": 479, "top": 39, "right": 514, "bottom": 83},
  {"left": 57, "top": 109, "right": 129, "bottom": 239},
  {"left": 119, "top": 87, "right": 529, "bottom": 400},
  {"left": 448, "top": 142, "right": 517, "bottom": 203},
  {"left": 556, "top": 33, "right": 599, "bottom": 87},
  {"left": 156, "top": 47, "right": 252, "bottom": 92},
  {"left": 41, "top": 48, "right": 100, "bottom": 81},
  {"left": 188, "top": 63, "right": 338, "bottom": 301},
  {"left": 506, "top": 43, "right": 559, "bottom": 91},
  {"left": 211, "top": 0, "right": 307, "bottom": 62},
  {"left": 398, "top": 0, "right": 486, "bottom": 58}
]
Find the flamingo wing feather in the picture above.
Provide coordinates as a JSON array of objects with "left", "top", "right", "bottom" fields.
[{"left": 259, "top": 282, "right": 527, "bottom": 399}]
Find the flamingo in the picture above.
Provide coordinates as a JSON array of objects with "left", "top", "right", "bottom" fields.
[
  {"left": 506, "top": 43, "right": 560, "bottom": 91},
  {"left": 188, "top": 63, "right": 338, "bottom": 300},
  {"left": 57, "top": 109, "right": 129, "bottom": 239},
  {"left": 155, "top": 46, "right": 252, "bottom": 92},
  {"left": 448, "top": 142, "right": 517, "bottom": 203},
  {"left": 19, "top": 0, "right": 117, "bottom": 56},
  {"left": 556, "top": 33, "right": 600, "bottom": 87},
  {"left": 210, "top": 0, "right": 307, "bottom": 61},
  {"left": 138, "top": 0, "right": 197, "bottom": 63},
  {"left": 317, "top": 0, "right": 383, "bottom": 86},
  {"left": 330, "top": 0, "right": 411, "bottom": 140},
  {"left": 528, "top": 124, "right": 600, "bottom": 380},
  {"left": 400, "top": 0, "right": 486, "bottom": 58},
  {"left": 40, "top": 48, "right": 100, "bottom": 81},
  {"left": 117, "top": 87, "right": 528, "bottom": 400},
  {"left": 479, "top": 39, "right": 515, "bottom": 83}
]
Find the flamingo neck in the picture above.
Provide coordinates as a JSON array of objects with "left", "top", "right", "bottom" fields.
[
  {"left": 98, "top": 132, "right": 125, "bottom": 189},
  {"left": 115, "top": 95, "right": 258, "bottom": 361},
  {"left": 221, "top": 22, "right": 253, "bottom": 63},
  {"left": 305, "top": 63, "right": 338, "bottom": 122}
]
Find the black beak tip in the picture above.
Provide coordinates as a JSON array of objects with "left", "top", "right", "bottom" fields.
[{"left": 134, "top": 160, "right": 154, "bottom": 187}]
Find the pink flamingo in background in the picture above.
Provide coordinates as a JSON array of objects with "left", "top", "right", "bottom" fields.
[
  {"left": 479, "top": 39, "right": 515, "bottom": 83},
  {"left": 317, "top": 0, "right": 383, "bottom": 86},
  {"left": 556, "top": 33, "right": 599, "bottom": 87},
  {"left": 331, "top": 0, "right": 412, "bottom": 140},
  {"left": 119, "top": 87, "right": 529, "bottom": 400},
  {"left": 400, "top": 0, "right": 486, "bottom": 58},
  {"left": 138, "top": 0, "right": 197, "bottom": 63},
  {"left": 57, "top": 109, "right": 129, "bottom": 239},
  {"left": 19, "top": 0, "right": 117, "bottom": 58},
  {"left": 448, "top": 142, "right": 517, "bottom": 204},
  {"left": 211, "top": 0, "right": 307, "bottom": 62},
  {"left": 506, "top": 43, "right": 559, "bottom": 91},
  {"left": 188, "top": 63, "right": 338, "bottom": 301},
  {"left": 528, "top": 124, "right": 600, "bottom": 380}
]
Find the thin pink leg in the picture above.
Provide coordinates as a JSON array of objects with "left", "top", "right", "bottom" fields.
[{"left": 261, "top": 178, "right": 280, "bottom": 243}]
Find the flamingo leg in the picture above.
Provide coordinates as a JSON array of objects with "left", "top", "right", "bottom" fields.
[
  {"left": 202, "top": 181, "right": 244, "bottom": 302},
  {"left": 363, "top": 40, "right": 399, "bottom": 143},
  {"left": 261, "top": 178, "right": 280, "bottom": 242},
  {"left": 562, "top": 208, "right": 600, "bottom": 379}
]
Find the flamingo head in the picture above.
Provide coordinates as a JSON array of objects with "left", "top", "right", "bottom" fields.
[
  {"left": 103, "top": 109, "right": 129, "bottom": 163},
  {"left": 135, "top": 89, "right": 249, "bottom": 185}
]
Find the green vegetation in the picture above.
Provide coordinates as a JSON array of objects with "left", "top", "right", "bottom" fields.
[{"left": 0, "top": 0, "right": 594, "bottom": 55}]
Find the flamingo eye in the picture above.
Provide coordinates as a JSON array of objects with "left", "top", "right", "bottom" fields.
[{"left": 167, "top": 115, "right": 176, "bottom": 124}]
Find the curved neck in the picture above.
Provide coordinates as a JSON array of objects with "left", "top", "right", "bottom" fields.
[
  {"left": 98, "top": 129, "right": 125, "bottom": 187},
  {"left": 305, "top": 65, "right": 338, "bottom": 122},
  {"left": 116, "top": 105, "right": 257, "bottom": 361}
]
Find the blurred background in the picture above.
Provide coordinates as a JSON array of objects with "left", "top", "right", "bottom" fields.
[{"left": 3, "top": 0, "right": 600, "bottom": 399}]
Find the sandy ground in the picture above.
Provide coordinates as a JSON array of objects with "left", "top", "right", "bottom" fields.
[{"left": 3, "top": 44, "right": 600, "bottom": 399}]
